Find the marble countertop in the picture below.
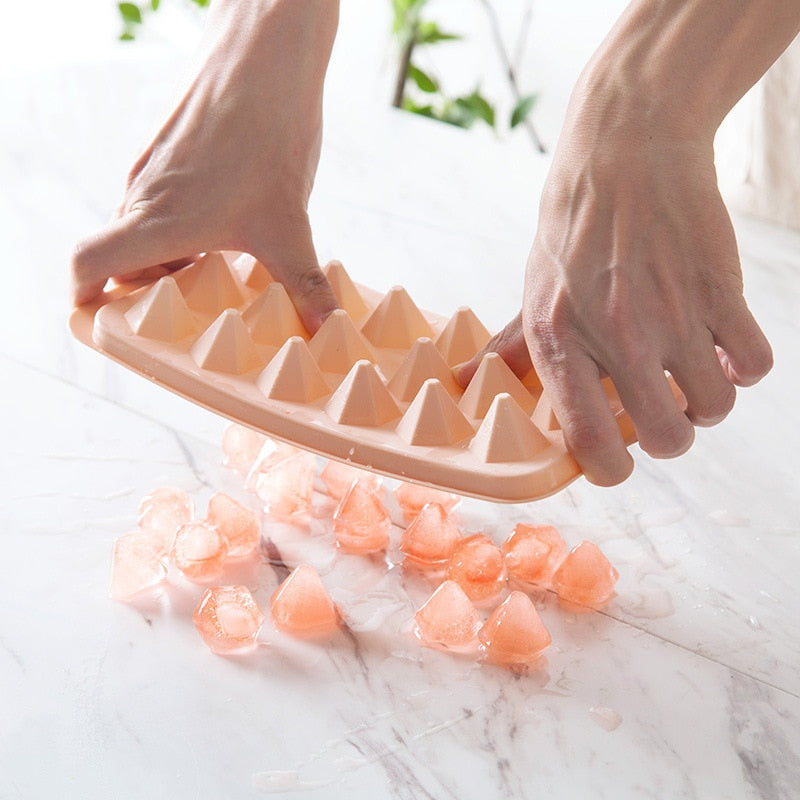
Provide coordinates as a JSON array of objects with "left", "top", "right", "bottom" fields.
[{"left": 1, "top": 47, "right": 799, "bottom": 800}]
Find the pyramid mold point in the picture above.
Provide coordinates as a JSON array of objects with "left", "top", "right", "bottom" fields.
[
  {"left": 189, "top": 309, "right": 262, "bottom": 374},
  {"left": 256, "top": 336, "right": 330, "bottom": 402},
  {"left": 388, "top": 337, "right": 460, "bottom": 401},
  {"left": 233, "top": 253, "right": 273, "bottom": 291},
  {"left": 458, "top": 352, "right": 536, "bottom": 419},
  {"left": 243, "top": 283, "right": 308, "bottom": 345},
  {"left": 323, "top": 260, "right": 369, "bottom": 319},
  {"left": 325, "top": 360, "right": 401, "bottom": 427},
  {"left": 470, "top": 393, "right": 550, "bottom": 463},
  {"left": 435, "top": 306, "right": 492, "bottom": 367},
  {"left": 174, "top": 252, "right": 244, "bottom": 316},
  {"left": 124, "top": 276, "right": 197, "bottom": 342},
  {"left": 532, "top": 392, "right": 562, "bottom": 431},
  {"left": 309, "top": 309, "right": 375, "bottom": 373},
  {"left": 360, "top": 286, "right": 434, "bottom": 349},
  {"left": 396, "top": 379, "right": 474, "bottom": 446}
]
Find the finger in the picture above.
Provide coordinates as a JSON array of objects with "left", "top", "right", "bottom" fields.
[
  {"left": 666, "top": 333, "right": 736, "bottom": 427},
  {"left": 71, "top": 212, "right": 189, "bottom": 305},
  {"left": 115, "top": 256, "right": 197, "bottom": 284},
  {"left": 454, "top": 311, "right": 533, "bottom": 387},
  {"left": 251, "top": 221, "right": 339, "bottom": 335},
  {"left": 611, "top": 359, "right": 694, "bottom": 459},
  {"left": 541, "top": 352, "right": 634, "bottom": 486},
  {"left": 712, "top": 298, "right": 773, "bottom": 387}
]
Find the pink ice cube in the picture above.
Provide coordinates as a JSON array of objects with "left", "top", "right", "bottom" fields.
[
  {"left": 394, "top": 482, "right": 460, "bottom": 523},
  {"left": 400, "top": 502, "right": 462, "bottom": 568},
  {"left": 221, "top": 423, "right": 269, "bottom": 475},
  {"left": 319, "top": 459, "right": 381, "bottom": 500},
  {"left": 552, "top": 541, "right": 619, "bottom": 608},
  {"left": 170, "top": 521, "right": 228, "bottom": 583},
  {"left": 479, "top": 591, "right": 551, "bottom": 668},
  {"left": 206, "top": 492, "right": 261, "bottom": 558},
  {"left": 252, "top": 450, "right": 316, "bottom": 520},
  {"left": 446, "top": 534, "right": 507, "bottom": 605},
  {"left": 413, "top": 580, "right": 481, "bottom": 653},
  {"left": 501, "top": 523, "right": 567, "bottom": 585},
  {"left": 270, "top": 564, "right": 341, "bottom": 638},
  {"left": 137, "top": 486, "right": 193, "bottom": 555},
  {"left": 245, "top": 437, "right": 303, "bottom": 491},
  {"left": 110, "top": 530, "right": 167, "bottom": 602},
  {"left": 193, "top": 585, "right": 265, "bottom": 654},
  {"left": 333, "top": 479, "right": 392, "bottom": 554}
]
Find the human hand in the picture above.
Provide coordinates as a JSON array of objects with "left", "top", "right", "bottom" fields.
[
  {"left": 71, "top": 0, "right": 340, "bottom": 334},
  {"left": 459, "top": 92, "right": 773, "bottom": 486}
]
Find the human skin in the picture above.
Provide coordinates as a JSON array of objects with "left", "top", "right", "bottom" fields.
[
  {"left": 70, "top": 0, "right": 341, "bottom": 334},
  {"left": 458, "top": 0, "right": 800, "bottom": 486}
]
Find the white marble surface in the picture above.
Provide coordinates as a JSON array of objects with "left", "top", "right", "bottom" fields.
[{"left": 2, "top": 25, "right": 800, "bottom": 800}]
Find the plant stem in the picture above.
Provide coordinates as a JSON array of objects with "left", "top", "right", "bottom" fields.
[
  {"left": 479, "top": 0, "right": 546, "bottom": 152},
  {"left": 392, "top": 28, "right": 417, "bottom": 108}
]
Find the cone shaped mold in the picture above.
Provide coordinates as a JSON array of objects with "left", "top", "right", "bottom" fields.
[
  {"left": 325, "top": 360, "right": 401, "bottom": 426},
  {"left": 435, "top": 306, "right": 492, "bottom": 366},
  {"left": 232, "top": 253, "right": 273, "bottom": 291},
  {"left": 458, "top": 352, "right": 536, "bottom": 419},
  {"left": 396, "top": 379, "right": 474, "bottom": 446},
  {"left": 309, "top": 309, "right": 375, "bottom": 373},
  {"left": 243, "top": 283, "right": 308, "bottom": 345},
  {"left": 388, "top": 337, "right": 460, "bottom": 401},
  {"left": 323, "top": 259, "right": 369, "bottom": 319},
  {"left": 360, "top": 286, "right": 434, "bottom": 348},
  {"left": 470, "top": 393, "right": 550, "bottom": 463},
  {"left": 174, "top": 252, "right": 244, "bottom": 316},
  {"left": 124, "top": 276, "right": 197, "bottom": 342},
  {"left": 190, "top": 309, "right": 261, "bottom": 374},
  {"left": 256, "top": 336, "right": 330, "bottom": 402},
  {"left": 532, "top": 392, "right": 562, "bottom": 431}
]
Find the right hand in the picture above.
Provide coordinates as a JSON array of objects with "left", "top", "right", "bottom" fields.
[{"left": 71, "top": 0, "right": 341, "bottom": 334}]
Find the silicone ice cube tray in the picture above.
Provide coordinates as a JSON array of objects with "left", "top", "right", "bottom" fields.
[{"left": 69, "top": 252, "right": 636, "bottom": 503}]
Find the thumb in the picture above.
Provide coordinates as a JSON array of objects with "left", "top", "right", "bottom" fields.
[{"left": 454, "top": 310, "right": 534, "bottom": 387}]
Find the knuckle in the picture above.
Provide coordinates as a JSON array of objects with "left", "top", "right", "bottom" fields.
[
  {"left": 689, "top": 384, "right": 736, "bottom": 425},
  {"left": 639, "top": 416, "right": 694, "bottom": 458},
  {"left": 564, "top": 413, "right": 619, "bottom": 458}
]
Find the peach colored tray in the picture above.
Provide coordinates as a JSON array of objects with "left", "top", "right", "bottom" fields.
[{"left": 70, "top": 252, "right": 636, "bottom": 503}]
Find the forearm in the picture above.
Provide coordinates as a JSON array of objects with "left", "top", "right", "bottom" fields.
[
  {"left": 575, "top": 0, "right": 800, "bottom": 142},
  {"left": 204, "top": 0, "right": 340, "bottom": 83}
]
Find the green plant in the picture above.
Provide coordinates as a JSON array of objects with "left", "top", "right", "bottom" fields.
[
  {"left": 116, "top": 0, "right": 543, "bottom": 150},
  {"left": 391, "top": 0, "right": 542, "bottom": 149},
  {"left": 117, "top": 0, "right": 208, "bottom": 41}
]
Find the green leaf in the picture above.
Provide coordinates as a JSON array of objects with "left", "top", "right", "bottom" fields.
[
  {"left": 150, "top": 0, "right": 160, "bottom": 10},
  {"left": 454, "top": 91, "right": 495, "bottom": 128},
  {"left": 119, "top": 30, "right": 135, "bottom": 41},
  {"left": 191, "top": 0, "right": 211, "bottom": 6},
  {"left": 408, "top": 64, "right": 438, "bottom": 93},
  {"left": 118, "top": 2, "right": 142, "bottom": 25},
  {"left": 402, "top": 97, "right": 435, "bottom": 118},
  {"left": 416, "top": 21, "right": 461, "bottom": 44},
  {"left": 510, "top": 94, "right": 538, "bottom": 129}
]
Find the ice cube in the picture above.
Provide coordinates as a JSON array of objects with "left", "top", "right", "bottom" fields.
[
  {"left": 137, "top": 486, "right": 193, "bottom": 555},
  {"left": 170, "top": 521, "right": 228, "bottom": 583},
  {"left": 400, "top": 502, "right": 461, "bottom": 568},
  {"left": 552, "top": 540, "right": 619, "bottom": 608},
  {"left": 333, "top": 480, "right": 392, "bottom": 554},
  {"left": 446, "top": 534, "right": 506, "bottom": 605},
  {"left": 206, "top": 492, "right": 261, "bottom": 558},
  {"left": 478, "top": 591, "right": 551, "bottom": 667},
  {"left": 110, "top": 530, "right": 167, "bottom": 602},
  {"left": 193, "top": 585, "right": 265, "bottom": 654},
  {"left": 501, "top": 523, "right": 567, "bottom": 585},
  {"left": 413, "top": 580, "right": 481, "bottom": 653},
  {"left": 270, "top": 564, "right": 340, "bottom": 638}
]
